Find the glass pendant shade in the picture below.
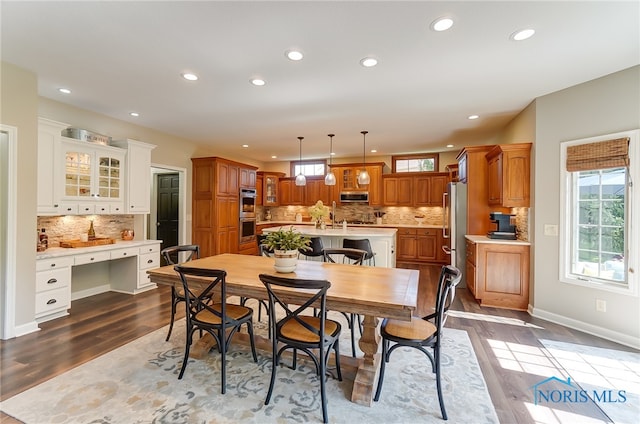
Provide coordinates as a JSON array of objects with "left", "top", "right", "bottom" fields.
[
  {"left": 295, "top": 136, "right": 306, "bottom": 186},
  {"left": 325, "top": 133, "right": 336, "bottom": 186},
  {"left": 357, "top": 130, "right": 370, "bottom": 185}
]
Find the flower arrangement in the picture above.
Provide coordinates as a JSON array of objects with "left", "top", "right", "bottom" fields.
[
  {"left": 308, "top": 200, "right": 330, "bottom": 223},
  {"left": 263, "top": 226, "right": 311, "bottom": 252}
]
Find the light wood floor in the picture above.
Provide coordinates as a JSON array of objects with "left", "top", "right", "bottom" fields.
[{"left": 1, "top": 264, "right": 636, "bottom": 423}]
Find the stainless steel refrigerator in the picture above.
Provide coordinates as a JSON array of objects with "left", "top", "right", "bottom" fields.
[{"left": 442, "top": 182, "right": 467, "bottom": 287}]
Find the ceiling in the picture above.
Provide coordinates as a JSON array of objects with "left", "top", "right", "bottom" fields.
[{"left": 2, "top": 1, "right": 638, "bottom": 163}]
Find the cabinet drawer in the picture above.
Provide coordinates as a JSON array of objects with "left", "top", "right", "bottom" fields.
[
  {"left": 78, "top": 203, "right": 95, "bottom": 214},
  {"left": 138, "top": 269, "right": 154, "bottom": 289},
  {"left": 110, "top": 247, "right": 138, "bottom": 260},
  {"left": 109, "top": 203, "right": 124, "bottom": 214},
  {"left": 74, "top": 251, "right": 111, "bottom": 266},
  {"left": 139, "top": 252, "right": 160, "bottom": 270},
  {"left": 59, "top": 203, "right": 79, "bottom": 214},
  {"left": 36, "top": 256, "right": 74, "bottom": 272},
  {"left": 139, "top": 244, "right": 160, "bottom": 255},
  {"left": 36, "top": 268, "right": 70, "bottom": 292},
  {"left": 35, "top": 287, "right": 70, "bottom": 315},
  {"left": 417, "top": 228, "right": 438, "bottom": 236},
  {"left": 95, "top": 204, "right": 111, "bottom": 214},
  {"left": 397, "top": 228, "right": 417, "bottom": 236}
]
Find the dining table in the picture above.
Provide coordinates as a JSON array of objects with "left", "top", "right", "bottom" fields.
[{"left": 147, "top": 253, "right": 419, "bottom": 406}]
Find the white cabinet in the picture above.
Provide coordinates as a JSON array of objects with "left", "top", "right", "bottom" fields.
[
  {"left": 111, "top": 139, "right": 156, "bottom": 214},
  {"left": 137, "top": 244, "right": 161, "bottom": 289},
  {"left": 37, "top": 118, "right": 68, "bottom": 215},
  {"left": 35, "top": 257, "right": 74, "bottom": 322}
]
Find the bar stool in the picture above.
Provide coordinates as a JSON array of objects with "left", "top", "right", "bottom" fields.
[
  {"left": 342, "top": 238, "right": 376, "bottom": 266},
  {"left": 299, "top": 237, "right": 324, "bottom": 260}
]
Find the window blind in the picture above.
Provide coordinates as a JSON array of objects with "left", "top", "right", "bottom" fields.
[{"left": 566, "top": 137, "right": 629, "bottom": 172}]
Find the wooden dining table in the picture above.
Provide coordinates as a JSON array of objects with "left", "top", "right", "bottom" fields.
[{"left": 147, "top": 253, "right": 419, "bottom": 406}]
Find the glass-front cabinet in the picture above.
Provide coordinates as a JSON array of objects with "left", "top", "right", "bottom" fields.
[{"left": 264, "top": 174, "right": 279, "bottom": 206}]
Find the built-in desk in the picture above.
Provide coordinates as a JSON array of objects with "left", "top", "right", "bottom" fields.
[{"left": 35, "top": 240, "right": 161, "bottom": 323}]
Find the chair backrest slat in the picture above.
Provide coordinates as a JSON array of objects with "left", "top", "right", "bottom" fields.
[
  {"left": 322, "top": 248, "right": 367, "bottom": 265},
  {"left": 161, "top": 244, "right": 200, "bottom": 265}
]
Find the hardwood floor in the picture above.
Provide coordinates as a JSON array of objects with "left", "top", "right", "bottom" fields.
[{"left": 1, "top": 264, "right": 637, "bottom": 423}]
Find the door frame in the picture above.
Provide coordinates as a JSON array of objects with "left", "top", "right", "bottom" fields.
[
  {"left": 1, "top": 124, "right": 18, "bottom": 339},
  {"left": 150, "top": 164, "right": 187, "bottom": 246}
]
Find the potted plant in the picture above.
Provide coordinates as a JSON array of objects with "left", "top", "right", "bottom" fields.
[{"left": 263, "top": 226, "right": 311, "bottom": 273}]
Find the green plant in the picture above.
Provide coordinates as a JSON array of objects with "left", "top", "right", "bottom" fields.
[{"left": 263, "top": 226, "right": 311, "bottom": 252}]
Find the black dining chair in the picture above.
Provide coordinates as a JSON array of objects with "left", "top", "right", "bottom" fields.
[
  {"left": 259, "top": 273, "right": 342, "bottom": 424},
  {"left": 322, "top": 247, "right": 367, "bottom": 357},
  {"left": 174, "top": 266, "right": 258, "bottom": 394},
  {"left": 160, "top": 244, "right": 201, "bottom": 341},
  {"left": 342, "top": 238, "right": 376, "bottom": 266},
  {"left": 373, "top": 265, "right": 462, "bottom": 420}
]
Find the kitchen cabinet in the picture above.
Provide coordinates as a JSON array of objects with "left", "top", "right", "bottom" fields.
[
  {"left": 37, "top": 118, "right": 68, "bottom": 215},
  {"left": 383, "top": 172, "right": 449, "bottom": 207},
  {"left": 240, "top": 167, "right": 257, "bottom": 188},
  {"left": 414, "top": 173, "right": 449, "bottom": 206},
  {"left": 258, "top": 172, "right": 284, "bottom": 206},
  {"left": 279, "top": 178, "right": 304, "bottom": 206},
  {"left": 256, "top": 174, "right": 263, "bottom": 206},
  {"left": 111, "top": 139, "right": 156, "bottom": 213},
  {"left": 465, "top": 236, "right": 530, "bottom": 311},
  {"left": 329, "top": 162, "right": 384, "bottom": 205},
  {"left": 382, "top": 175, "right": 413, "bottom": 206},
  {"left": 304, "top": 177, "right": 331, "bottom": 205},
  {"left": 396, "top": 227, "right": 447, "bottom": 265},
  {"left": 486, "top": 143, "right": 532, "bottom": 207},
  {"left": 35, "top": 256, "right": 74, "bottom": 322}
]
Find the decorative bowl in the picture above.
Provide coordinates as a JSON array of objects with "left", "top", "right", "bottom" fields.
[{"left": 121, "top": 229, "right": 135, "bottom": 241}]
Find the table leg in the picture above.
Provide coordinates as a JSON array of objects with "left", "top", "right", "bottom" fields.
[{"left": 351, "top": 314, "right": 380, "bottom": 406}]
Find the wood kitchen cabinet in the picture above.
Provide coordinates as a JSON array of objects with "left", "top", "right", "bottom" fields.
[
  {"left": 414, "top": 173, "right": 449, "bottom": 206},
  {"left": 383, "top": 172, "right": 449, "bottom": 207},
  {"left": 396, "top": 227, "right": 448, "bottom": 265},
  {"left": 240, "top": 167, "right": 257, "bottom": 189},
  {"left": 329, "top": 162, "right": 384, "bottom": 205},
  {"left": 257, "top": 172, "right": 284, "bottom": 206},
  {"left": 382, "top": 175, "right": 413, "bottom": 206},
  {"left": 465, "top": 237, "right": 530, "bottom": 311},
  {"left": 486, "top": 143, "right": 532, "bottom": 207},
  {"left": 279, "top": 177, "right": 305, "bottom": 206},
  {"left": 305, "top": 176, "right": 331, "bottom": 205}
]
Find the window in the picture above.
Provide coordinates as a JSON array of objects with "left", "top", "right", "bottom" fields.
[
  {"left": 291, "top": 159, "right": 326, "bottom": 177},
  {"left": 392, "top": 153, "right": 439, "bottom": 173},
  {"left": 560, "top": 130, "right": 638, "bottom": 294}
]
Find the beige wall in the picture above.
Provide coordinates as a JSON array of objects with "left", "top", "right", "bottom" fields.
[
  {"left": 1, "top": 62, "right": 39, "bottom": 329},
  {"left": 533, "top": 65, "right": 640, "bottom": 346}
]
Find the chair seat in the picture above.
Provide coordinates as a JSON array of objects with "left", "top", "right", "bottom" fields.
[
  {"left": 195, "top": 303, "right": 253, "bottom": 324},
  {"left": 382, "top": 317, "right": 437, "bottom": 342},
  {"left": 280, "top": 315, "right": 340, "bottom": 343}
]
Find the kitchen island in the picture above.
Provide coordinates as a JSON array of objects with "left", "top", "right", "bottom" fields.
[{"left": 262, "top": 225, "right": 397, "bottom": 267}]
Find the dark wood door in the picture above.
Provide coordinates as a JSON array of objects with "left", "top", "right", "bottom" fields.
[{"left": 157, "top": 173, "right": 179, "bottom": 264}]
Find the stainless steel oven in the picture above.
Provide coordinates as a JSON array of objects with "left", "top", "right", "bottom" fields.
[
  {"left": 239, "top": 218, "right": 257, "bottom": 244},
  {"left": 240, "top": 188, "right": 256, "bottom": 219}
]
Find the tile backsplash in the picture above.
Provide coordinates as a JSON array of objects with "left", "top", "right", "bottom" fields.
[{"left": 36, "top": 215, "right": 135, "bottom": 247}]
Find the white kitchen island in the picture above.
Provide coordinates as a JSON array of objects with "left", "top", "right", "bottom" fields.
[{"left": 262, "top": 225, "right": 397, "bottom": 267}]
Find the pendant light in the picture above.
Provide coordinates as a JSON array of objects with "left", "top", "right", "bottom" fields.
[
  {"left": 324, "top": 133, "right": 336, "bottom": 186},
  {"left": 295, "top": 136, "right": 306, "bottom": 186},
  {"left": 357, "top": 130, "right": 370, "bottom": 185}
]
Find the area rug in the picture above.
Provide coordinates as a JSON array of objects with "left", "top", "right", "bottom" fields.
[
  {"left": 1, "top": 309, "right": 498, "bottom": 424},
  {"left": 540, "top": 339, "right": 640, "bottom": 424}
]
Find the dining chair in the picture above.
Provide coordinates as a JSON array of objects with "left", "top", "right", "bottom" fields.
[
  {"left": 174, "top": 265, "right": 258, "bottom": 394},
  {"left": 160, "top": 244, "right": 201, "bottom": 341},
  {"left": 322, "top": 247, "right": 367, "bottom": 357},
  {"left": 259, "top": 273, "right": 342, "bottom": 424},
  {"left": 342, "top": 238, "right": 376, "bottom": 266},
  {"left": 373, "top": 265, "right": 462, "bottom": 420}
]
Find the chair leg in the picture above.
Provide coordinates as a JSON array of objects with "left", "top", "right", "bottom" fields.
[
  {"left": 178, "top": 328, "right": 193, "bottom": 379},
  {"left": 166, "top": 291, "right": 178, "bottom": 341},
  {"left": 247, "top": 321, "right": 258, "bottom": 362},
  {"left": 319, "top": 342, "right": 328, "bottom": 424},
  {"left": 333, "top": 339, "right": 343, "bottom": 381},
  {"left": 220, "top": 329, "right": 226, "bottom": 394},
  {"left": 373, "top": 338, "right": 389, "bottom": 401},
  {"left": 264, "top": 333, "right": 279, "bottom": 405},
  {"left": 435, "top": 345, "right": 448, "bottom": 420}
]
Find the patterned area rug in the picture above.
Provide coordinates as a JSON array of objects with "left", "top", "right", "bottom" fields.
[{"left": 1, "top": 307, "right": 498, "bottom": 423}]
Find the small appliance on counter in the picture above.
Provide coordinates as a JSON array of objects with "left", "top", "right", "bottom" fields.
[{"left": 488, "top": 212, "right": 517, "bottom": 240}]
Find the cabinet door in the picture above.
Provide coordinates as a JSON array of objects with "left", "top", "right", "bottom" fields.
[
  {"left": 240, "top": 168, "right": 256, "bottom": 188},
  {"left": 256, "top": 175, "right": 263, "bottom": 206},
  {"left": 217, "top": 161, "right": 239, "bottom": 195},
  {"left": 38, "top": 119, "right": 67, "bottom": 214},
  {"left": 396, "top": 228, "right": 417, "bottom": 260},
  {"left": 397, "top": 177, "right": 413, "bottom": 205},
  {"left": 264, "top": 174, "right": 279, "bottom": 206},
  {"left": 457, "top": 153, "right": 468, "bottom": 183},
  {"left": 466, "top": 259, "right": 476, "bottom": 297},
  {"left": 429, "top": 175, "right": 448, "bottom": 206},
  {"left": 279, "top": 179, "right": 292, "bottom": 205},
  {"left": 416, "top": 229, "right": 438, "bottom": 261},
  {"left": 125, "top": 141, "right": 152, "bottom": 213},
  {"left": 487, "top": 154, "right": 502, "bottom": 205},
  {"left": 383, "top": 177, "right": 398, "bottom": 205},
  {"left": 414, "top": 176, "right": 431, "bottom": 206},
  {"left": 61, "top": 142, "right": 94, "bottom": 199},
  {"left": 367, "top": 165, "right": 383, "bottom": 206},
  {"left": 502, "top": 149, "right": 531, "bottom": 207},
  {"left": 305, "top": 178, "right": 330, "bottom": 205}
]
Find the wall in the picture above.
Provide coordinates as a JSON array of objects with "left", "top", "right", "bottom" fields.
[{"left": 533, "top": 65, "right": 640, "bottom": 347}]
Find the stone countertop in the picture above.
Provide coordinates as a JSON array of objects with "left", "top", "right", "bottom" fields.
[
  {"left": 465, "top": 235, "right": 531, "bottom": 246},
  {"left": 257, "top": 220, "right": 441, "bottom": 229},
  {"left": 36, "top": 239, "right": 162, "bottom": 259},
  {"left": 262, "top": 225, "right": 397, "bottom": 237}
]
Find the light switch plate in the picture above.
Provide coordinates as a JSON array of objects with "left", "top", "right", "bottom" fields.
[{"left": 544, "top": 224, "right": 558, "bottom": 236}]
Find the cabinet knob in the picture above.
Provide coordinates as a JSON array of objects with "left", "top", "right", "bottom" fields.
[
  {"left": 123, "top": 253, "right": 127, "bottom": 256},
  {"left": 90, "top": 257, "right": 95, "bottom": 261},
  {"left": 50, "top": 263, "right": 56, "bottom": 267},
  {"left": 47, "top": 278, "right": 57, "bottom": 284},
  {"left": 147, "top": 259, "right": 153, "bottom": 264}
]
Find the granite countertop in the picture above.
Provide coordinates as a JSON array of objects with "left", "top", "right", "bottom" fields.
[
  {"left": 261, "top": 225, "right": 397, "bottom": 237},
  {"left": 465, "top": 235, "right": 531, "bottom": 246},
  {"left": 36, "top": 239, "right": 162, "bottom": 259},
  {"left": 257, "top": 220, "right": 441, "bottom": 229}
]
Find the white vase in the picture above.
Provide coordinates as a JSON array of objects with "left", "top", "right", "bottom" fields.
[{"left": 273, "top": 249, "right": 299, "bottom": 273}]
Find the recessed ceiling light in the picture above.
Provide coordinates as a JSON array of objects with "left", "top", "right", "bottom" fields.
[
  {"left": 446, "top": 144, "right": 454, "bottom": 148},
  {"left": 250, "top": 78, "right": 266, "bottom": 86},
  {"left": 511, "top": 29, "right": 535, "bottom": 41},
  {"left": 271, "top": 155, "right": 277, "bottom": 159},
  {"left": 286, "top": 50, "right": 304, "bottom": 61},
  {"left": 370, "top": 149, "right": 377, "bottom": 153},
  {"left": 468, "top": 114, "right": 479, "bottom": 120},
  {"left": 360, "top": 57, "right": 378, "bottom": 68},
  {"left": 242, "top": 144, "right": 249, "bottom": 148},
  {"left": 182, "top": 73, "right": 198, "bottom": 81},
  {"left": 129, "top": 112, "right": 139, "bottom": 117},
  {"left": 58, "top": 88, "right": 71, "bottom": 94},
  {"left": 432, "top": 17, "right": 454, "bottom": 32},
  {"left": 330, "top": 152, "right": 336, "bottom": 156}
]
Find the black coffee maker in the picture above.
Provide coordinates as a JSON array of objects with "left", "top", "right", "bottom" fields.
[{"left": 488, "top": 213, "right": 517, "bottom": 240}]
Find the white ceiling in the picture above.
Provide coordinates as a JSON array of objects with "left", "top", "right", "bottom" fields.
[{"left": 2, "top": 1, "right": 638, "bottom": 163}]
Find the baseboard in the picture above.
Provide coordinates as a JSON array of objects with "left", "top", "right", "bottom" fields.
[
  {"left": 531, "top": 306, "right": 640, "bottom": 350},
  {"left": 13, "top": 320, "right": 40, "bottom": 338},
  {"left": 71, "top": 284, "right": 111, "bottom": 301}
]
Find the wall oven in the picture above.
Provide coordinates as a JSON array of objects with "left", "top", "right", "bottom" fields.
[
  {"left": 240, "top": 188, "right": 256, "bottom": 219},
  {"left": 239, "top": 218, "right": 257, "bottom": 244}
]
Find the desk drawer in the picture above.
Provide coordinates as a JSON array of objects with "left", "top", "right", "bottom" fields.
[
  {"left": 74, "top": 251, "right": 111, "bottom": 266},
  {"left": 138, "top": 269, "right": 154, "bottom": 289},
  {"left": 36, "top": 257, "right": 74, "bottom": 272},
  {"left": 35, "top": 287, "right": 70, "bottom": 315},
  {"left": 110, "top": 247, "right": 138, "bottom": 260},
  {"left": 139, "top": 252, "right": 160, "bottom": 270},
  {"left": 36, "top": 268, "right": 70, "bottom": 292},
  {"left": 139, "top": 244, "right": 160, "bottom": 255}
]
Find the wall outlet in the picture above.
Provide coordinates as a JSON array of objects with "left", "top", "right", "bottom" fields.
[
  {"left": 596, "top": 299, "right": 607, "bottom": 312},
  {"left": 544, "top": 224, "right": 558, "bottom": 236}
]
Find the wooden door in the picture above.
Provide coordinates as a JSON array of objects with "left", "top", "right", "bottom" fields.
[{"left": 156, "top": 173, "right": 179, "bottom": 264}]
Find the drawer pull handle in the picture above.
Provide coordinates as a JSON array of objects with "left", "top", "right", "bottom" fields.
[
  {"left": 123, "top": 253, "right": 127, "bottom": 256},
  {"left": 47, "top": 278, "right": 57, "bottom": 284},
  {"left": 50, "top": 263, "right": 56, "bottom": 267},
  {"left": 147, "top": 259, "right": 153, "bottom": 264},
  {"left": 90, "top": 257, "right": 95, "bottom": 261},
  {"left": 46, "top": 299, "right": 57, "bottom": 305}
]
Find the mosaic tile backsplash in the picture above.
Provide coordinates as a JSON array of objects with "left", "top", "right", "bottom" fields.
[{"left": 36, "top": 215, "right": 135, "bottom": 247}]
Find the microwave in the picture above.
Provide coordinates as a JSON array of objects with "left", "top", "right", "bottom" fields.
[{"left": 340, "top": 191, "right": 369, "bottom": 203}]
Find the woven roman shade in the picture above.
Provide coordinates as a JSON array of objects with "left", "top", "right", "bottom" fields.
[{"left": 566, "top": 137, "right": 630, "bottom": 172}]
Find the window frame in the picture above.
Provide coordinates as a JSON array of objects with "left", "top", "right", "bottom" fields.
[
  {"left": 559, "top": 129, "right": 638, "bottom": 296},
  {"left": 391, "top": 153, "right": 439, "bottom": 173},
  {"left": 290, "top": 159, "right": 327, "bottom": 177}
]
